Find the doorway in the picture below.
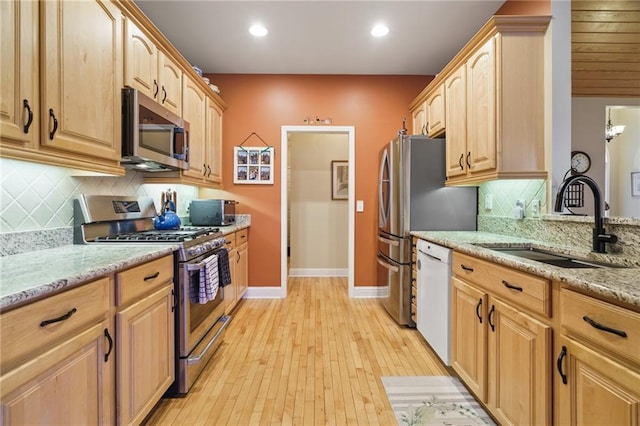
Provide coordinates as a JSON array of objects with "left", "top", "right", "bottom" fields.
[{"left": 280, "top": 126, "right": 355, "bottom": 298}]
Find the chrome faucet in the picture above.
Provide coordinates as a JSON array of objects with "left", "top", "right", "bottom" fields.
[{"left": 554, "top": 175, "right": 617, "bottom": 253}]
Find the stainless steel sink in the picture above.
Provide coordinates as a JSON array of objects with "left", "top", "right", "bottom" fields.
[{"left": 478, "top": 246, "right": 627, "bottom": 269}]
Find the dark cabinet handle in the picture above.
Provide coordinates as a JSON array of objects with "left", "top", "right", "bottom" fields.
[
  {"left": 458, "top": 153, "right": 464, "bottom": 170},
  {"left": 557, "top": 345, "right": 567, "bottom": 385},
  {"left": 202, "top": 163, "right": 207, "bottom": 176},
  {"left": 40, "top": 307, "right": 77, "bottom": 327},
  {"left": 153, "top": 79, "right": 159, "bottom": 98},
  {"left": 48, "top": 108, "right": 58, "bottom": 140},
  {"left": 236, "top": 251, "right": 240, "bottom": 263},
  {"left": 475, "top": 298, "right": 483, "bottom": 324},
  {"left": 460, "top": 264, "right": 474, "bottom": 272},
  {"left": 582, "top": 315, "right": 627, "bottom": 338},
  {"left": 144, "top": 271, "right": 160, "bottom": 281},
  {"left": 502, "top": 280, "right": 523, "bottom": 292},
  {"left": 488, "top": 304, "right": 495, "bottom": 332},
  {"left": 104, "top": 328, "right": 113, "bottom": 362},
  {"left": 171, "top": 289, "right": 176, "bottom": 313},
  {"left": 162, "top": 86, "right": 167, "bottom": 103},
  {"left": 466, "top": 151, "right": 471, "bottom": 168},
  {"left": 423, "top": 123, "right": 427, "bottom": 135},
  {"left": 207, "top": 165, "right": 211, "bottom": 177},
  {"left": 23, "top": 99, "right": 33, "bottom": 133}
]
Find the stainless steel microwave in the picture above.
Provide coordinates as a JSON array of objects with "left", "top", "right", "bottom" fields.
[
  {"left": 189, "top": 199, "right": 237, "bottom": 226},
  {"left": 121, "top": 87, "right": 190, "bottom": 172}
]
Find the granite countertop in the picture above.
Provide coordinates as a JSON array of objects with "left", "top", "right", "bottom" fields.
[{"left": 410, "top": 231, "right": 640, "bottom": 308}]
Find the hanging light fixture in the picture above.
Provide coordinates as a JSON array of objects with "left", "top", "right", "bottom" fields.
[{"left": 605, "top": 107, "right": 625, "bottom": 143}]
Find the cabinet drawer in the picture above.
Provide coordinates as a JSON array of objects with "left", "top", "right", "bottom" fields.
[
  {"left": 1, "top": 277, "right": 109, "bottom": 370},
  {"left": 561, "top": 289, "right": 640, "bottom": 365},
  {"left": 116, "top": 255, "right": 173, "bottom": 306},
  {"left": 224, "top": 233, "right": 237, "bottom": 251},
  {"left": 453, "top": 252, "right": 550, "bottom": 316},
  {"left": 236, "top": 228, "right": 248, "bottom": 245}
]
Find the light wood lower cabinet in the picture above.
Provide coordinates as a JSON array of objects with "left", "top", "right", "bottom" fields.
[
  {"left": 450, "top": 251, "right": 552, "bottom": 424},
  {"left": 555, "top": 287, "right": 640, "bottom": 426},
  {"left": 115, "top": 255, "right": 175, "bottom": 426},
  {"left": 225, "top": 229, "right": 249, "bottom": 313},
  {"left": 0, "top": 277, "right": 113, "bottom": 425}
]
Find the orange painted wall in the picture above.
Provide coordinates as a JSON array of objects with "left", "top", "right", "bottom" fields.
[{"left": 204, "top": 74, "right": 431, "bottom": 287}]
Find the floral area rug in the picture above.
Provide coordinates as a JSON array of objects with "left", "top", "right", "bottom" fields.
[{"left": 381, "top": 376, "right": 495, "bottom": 426}]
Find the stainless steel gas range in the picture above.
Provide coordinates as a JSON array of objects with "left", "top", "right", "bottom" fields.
[{"left": 74, "top": 195, "right": 231, "bottom": 395}]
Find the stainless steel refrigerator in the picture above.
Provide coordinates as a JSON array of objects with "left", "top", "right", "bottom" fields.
[{"left": 377, "top": 134, "right": 477, "bottom": 325}]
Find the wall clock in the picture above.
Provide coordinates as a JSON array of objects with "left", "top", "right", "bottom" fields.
[{"left": 571, "top": 151, "right": 591, "bottom": 174}]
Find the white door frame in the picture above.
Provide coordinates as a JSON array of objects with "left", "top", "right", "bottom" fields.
[{"left": 280, "top": 125, "right": 355, "bottom": 298}]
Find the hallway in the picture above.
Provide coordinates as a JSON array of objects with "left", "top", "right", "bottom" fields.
[{"left": 145, "top": 277, "right": 449, "bottom": 425}]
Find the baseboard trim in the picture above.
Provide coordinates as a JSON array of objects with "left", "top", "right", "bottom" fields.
[
  {"left": 352, "top": 286, "right": 388, "bottom": 298},
  {"left": 288, "top": 268, "right": 348, "bottom": 277},
  {"left": 244, "top": 287, "right": 284, "bottom": 299}
]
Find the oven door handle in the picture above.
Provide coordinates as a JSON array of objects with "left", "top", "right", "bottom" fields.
[
  {"left": 187, "top": 316, "right": 231, "bottom": 365},
  {"left": 186, "top": 253, "right": 218, "bottom": 271}
]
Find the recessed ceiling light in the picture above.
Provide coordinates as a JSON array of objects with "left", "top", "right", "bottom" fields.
[
  {"left": 371, "top": 24, "right": 389, "bottom": 38},
  {"left": 249, "top": 24, "right": 268, "bottom": 37}
]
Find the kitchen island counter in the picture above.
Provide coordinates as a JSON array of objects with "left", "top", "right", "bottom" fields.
[
  {"left": 410, "top": 231, "right": 640, "bottom": 308},
  {"left": 0, "top": 244, "right": 177, "bottom": 311}
]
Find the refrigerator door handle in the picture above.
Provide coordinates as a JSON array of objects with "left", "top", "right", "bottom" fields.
[
  {"left": 378, "top": 148, "right": 390, "bottom": 227},
  {"left": 378, "top": 235, "right": 400, "bottom": 246},
  {"left": 377, "top": 257, "right": 399, "bottom": 273}
]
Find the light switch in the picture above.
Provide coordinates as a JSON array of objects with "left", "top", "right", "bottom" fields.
[{"left": 356, "top": 200, "right": 364, "bottom": 212}]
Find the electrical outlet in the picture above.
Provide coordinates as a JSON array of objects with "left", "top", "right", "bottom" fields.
[
  {"left": 485, "top": 194, "right": 493, "bottom": 210},
  {"left": 516, "top": 199, "right": 525, "bottom": 209}
]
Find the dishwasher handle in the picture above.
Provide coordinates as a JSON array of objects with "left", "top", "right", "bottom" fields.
[{"left": 418, "top": 249, "right": 442, "bottom": 262}]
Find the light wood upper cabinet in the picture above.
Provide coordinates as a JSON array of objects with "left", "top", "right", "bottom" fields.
[
  {"left": 205, "top": 98, "right": 223, "bottom": 183},
  {"left": 124, "top": 19, "right": 182, "bottom": 116},
  {"left": 444, "top": 66, "right": 467, "bottom": 179},
  {"left": 425, "top": 84, "right": 445, "bottom": 137},
  {"left": 0, "top": 0, "right": 38, "bottom": 150},
  {"left": 411, "top": 102, "right": 426, "bottom": 136},
  {"left": 182, "top": 75, "right": 208, "bottom": 180},
  {"left": 40, "top": 0, "right": 122, "bottom": 162}
]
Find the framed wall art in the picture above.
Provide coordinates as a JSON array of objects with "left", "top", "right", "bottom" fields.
[
  {"left": 331, "top": 160, "right": 348, "bottom": 200},
  {"left": 632, "top": 172, "right": 640, "bottom": 198},
  {"left": 234, "top": 147, "right": 274, "bottom": 184}
]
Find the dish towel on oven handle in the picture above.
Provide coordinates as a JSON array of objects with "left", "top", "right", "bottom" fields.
[
  {"left": 189, "top": 253, "right": 219, "bottom": 304},
  {"left": 217, "top": 248, "right": 232, "bottom": 288}
]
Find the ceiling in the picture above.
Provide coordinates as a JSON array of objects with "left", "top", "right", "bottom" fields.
[{"left": 134, "top": 0, "right": 504, "bottom": 75}]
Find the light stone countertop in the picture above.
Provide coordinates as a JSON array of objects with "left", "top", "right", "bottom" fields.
[
  {"left": 410, "top": 231, "right": 640, "bottom": 308},
  {"left": 0, "top": 223, "right": 252, "bottom": 312},
  {"left": 0, "top": 244, "right": 177, "bottom": 311}
]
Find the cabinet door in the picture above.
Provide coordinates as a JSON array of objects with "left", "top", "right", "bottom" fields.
[
  {"left": 40, "top": 0, "right": 122, "bottom": 161},
  {"left": 450, "top": 276, "right": 487, "bottom": 401},
  {"left": 466, "top": 37, "right": 496, "bottom": 175},
  {"left": 116, "top": 283, "right": 174, "bottom": 426},
  {"left": 411, "top": 102, "right": 426, "bottom": 135},
  {"left": 182, "top": 76, "right": 207, "bottom": 180},
  {"left": 0, "top": 321, "right": 112, "bottom": 425},
  {"left": 158, "top": 51, "right": 182, "bottom": 116},
  {"left": 205, "top": 99, "right": 223, "bottom": 183},
  {"left": 425, "top": 85, "right": 445, "bottom": 137},
  {"left": 0, "top": 0, "right": 38, "bottom": 149},
  {"left": 236, "top": 242, "right": 249, "bottom": 300},
  {"left": 556, "top": 335, "right": 640, "bottom": 426},
  {"left": 488, "top": 297, "right": 552, "bottom": 426},
  {"left": 225, "top": 248, "right": 238, "bottom": 313},
  {"left": 124, "top": 18, "right": 158, "bottom": 100},
  {"left": 445, "top": 66, "right": 467, "bottom": 178}
]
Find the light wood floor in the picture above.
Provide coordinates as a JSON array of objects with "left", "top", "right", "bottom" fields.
[{"left": 145, "top": 277, "right": 449, "bottom": 425}]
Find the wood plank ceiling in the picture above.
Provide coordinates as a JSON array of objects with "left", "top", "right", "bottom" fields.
[{"left": 572, "top": 1, "right": 640, "bottom": 97}]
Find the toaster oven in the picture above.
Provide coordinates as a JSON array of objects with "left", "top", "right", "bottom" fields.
[{"left": 189, "top": 199, "right": 237, "bottom": 226}]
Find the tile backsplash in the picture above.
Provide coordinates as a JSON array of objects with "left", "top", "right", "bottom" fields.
[
  {"left": 478, "top": 179, "right": 547, "bottom": 218},
  {"left": 0, "top": 158, "right": 198, "bottom": 233}
]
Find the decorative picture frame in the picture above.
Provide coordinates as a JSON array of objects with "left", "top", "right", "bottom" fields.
[
  {"left": 632, "top": 172, "right": 640, "bottom": 198},
  {"left": 331, "top": 160, "right": 348, "bottom": 200},
  {"left": 234, "top": 147, "right": 274, "bottom": 184}
]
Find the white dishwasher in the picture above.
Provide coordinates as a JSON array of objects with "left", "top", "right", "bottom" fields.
[{"left": 416, "top": 239, "right": 452, "bottom": 365}]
